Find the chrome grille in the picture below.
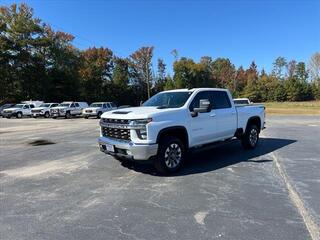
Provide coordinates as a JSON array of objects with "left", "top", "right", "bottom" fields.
[
  {"left": 31, "top": 109, "right": 41, "bottom": 113},
  {"left": 101, "top": 126, "right": 130, "bottom": 141}
]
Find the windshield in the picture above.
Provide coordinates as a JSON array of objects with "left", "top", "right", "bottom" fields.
[
  {"left": 39, "top": 103, "right": 50, "bottom": 107},
  {"left": 143, "top": 91, "right": 192, "bottom": 108},
  {"left": 90, "top": 103, "right": 102, "bottom": 107},
  {"left": 59, "top": 103, "right": 70, "bottom": 107},
  {"left": 13, "top": 104, "right": 24, "bottom": 108}
]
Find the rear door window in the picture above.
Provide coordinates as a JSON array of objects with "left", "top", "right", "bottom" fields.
[
  {"left": 210, "top": 91, "right": 232, "bottom": 109},
  {"left": 75, "top": 103, "right": 80, "bottom": 107}
]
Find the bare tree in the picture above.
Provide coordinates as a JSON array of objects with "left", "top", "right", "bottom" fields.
[
  {"left": 130, "top": 47, "right": 154, "bottom": 99},
  {"left": 309, "top": 52, "right": 320, "bottom": 84}
]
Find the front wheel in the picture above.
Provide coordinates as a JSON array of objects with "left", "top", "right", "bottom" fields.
[
  {"left": 153, "top": 136, "right": 185, "bottom": 175},
  {"left": 16, "top": 112, "right": 22, "bottom": 118},
  {"left": 241, "top": 125, "right": 259, "bottom": 149},
  {"left": 65, "top": 111, "right": 71, "bottom": 119},
  {"left": 97, "top": 112, "right": 102, "bottom": 119},
  {"left": 44, "top": 112, "right": 50, "bottom": 118}
]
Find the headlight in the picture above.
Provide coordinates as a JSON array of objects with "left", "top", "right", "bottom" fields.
[{"left": 129, "top": 118, "right": 152, "bottom": 140}]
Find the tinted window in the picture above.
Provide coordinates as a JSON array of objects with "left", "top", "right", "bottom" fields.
[
  {"left": 70, "top": 103, "right": 75, "bottom": 107},
  {"left": 30, "top": 105, "right": 35, "bottom": 108},
  {"left": 111, "top": 103, "right": 117, "bottom": 108},
  {"left": 189, "top": 91, "right": 212, "bottom": 111},
  {"left": 234, "top": 100, "right": 249, "bottom": 105},
  {"left": 107, "top": 103, "right": 111, "bottom": 108},
  {"left": 51, "top": 104, "right": 58, "bottom": 107},
  {"left": 75, "top": 103, "right": 79, "bottom": 107},
  {"left": 211, "top": 91, "right": 231, "bottom": 109}
]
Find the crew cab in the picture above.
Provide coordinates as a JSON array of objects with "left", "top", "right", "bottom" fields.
[
  {"left": 31, "top": 103, "right": 59, "bottom": 118},
  {"left": 50, "top": 102, "right": 88, "bottom": 119},
  {"left": 2, "top": 103, "right": 35, "bottom": 118},
  {"left": 98, "top": 88, "right": 265, "bottom": 174},
  {"left": 83, "top": 102, "right": 117, "bottom": 119}
]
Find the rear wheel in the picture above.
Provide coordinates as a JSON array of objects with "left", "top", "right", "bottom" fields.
[
  {"left": 44, "top": 112, "right": 50, "bottom": 118},
  {"left": 241, "top": 124, "right": 259, "bottom": 149},
  {"left": 153, "top": 136, "right": 185, "bottom": 174},
  {"left": 97, "top": 112, "right": 102, "bottom": 119},
  {"left": 16, "top": 112, "right": 22, "bottom": 118}
]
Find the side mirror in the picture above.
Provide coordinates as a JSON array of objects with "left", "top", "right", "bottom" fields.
[{"left": 191, "top": 99, "right": 211, "bottom": 117}]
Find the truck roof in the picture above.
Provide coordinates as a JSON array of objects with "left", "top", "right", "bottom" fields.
[{"left": 162, "top": 88, "right": 228, "bottom": 93}]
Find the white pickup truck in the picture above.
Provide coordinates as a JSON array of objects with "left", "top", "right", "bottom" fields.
[
  {"left": 51, "top": 102, "right": 88, "bottom": 119},
  {"left": 99, "top": 88, "right": 265, "bottom": 174},
  {"left": 2, "top": 103, "right": 36, "bottom": 118}
]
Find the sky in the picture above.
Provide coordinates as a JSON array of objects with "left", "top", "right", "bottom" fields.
[{"left": 1, "top": 0, "right": 319, "bottom": 73}]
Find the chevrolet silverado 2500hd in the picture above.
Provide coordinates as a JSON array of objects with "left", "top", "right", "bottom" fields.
[{"left": 98, "top": 88, "right": 265, "bottom": 174}]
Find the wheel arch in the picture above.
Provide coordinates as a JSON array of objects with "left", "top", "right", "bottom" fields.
[
  {"left": 246, "top": 116, "right": 261, "bottom": 132},
  {"left": 156, "top": 126, "right": 189, "bottom": 149}
]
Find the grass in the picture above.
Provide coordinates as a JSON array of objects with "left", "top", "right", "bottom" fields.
[{"left": 261, "top": 101, "right": 320, "bottom": 115}]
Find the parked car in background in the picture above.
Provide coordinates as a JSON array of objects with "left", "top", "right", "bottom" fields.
[
  {"left": 31, "top": 103, "right": 59, "bottom": 118},
  {"left": 233, "top": 98, "right": 252, "bottom": 105},
  {"left": 2, "top": 103, "right": 35, "bottom": 118},
  {"left": 50, "top": 102, "right": 88, "bottom": 119},
  {"left": 0, "top": 103, "right": 15, "bottom": 117},
  {"left": 83, "top": 102, "right": 117, "bottom": 119},
  {"left": 99, "top": 88, "right": 265, "bottom": 174}
]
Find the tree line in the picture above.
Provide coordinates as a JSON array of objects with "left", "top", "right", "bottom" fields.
[{"left": 1, "top": 4, "right": 319, "bottom": 106}]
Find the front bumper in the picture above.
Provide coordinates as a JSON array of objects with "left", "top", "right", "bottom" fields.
[
  {"left": 98, "top": 136, "right": 158, "bottom": 161},
  {"left": 51, "top": 112, "right": 66, "bottom": 117},
  {"left": 2, "top": 112, "right": 15, "bottom": 117},
  {"left": 32, "top": 112, "right": 45, "bottom": 117},
  {"left": 83, "top": 112, "right": 98, "bottom": 117}
]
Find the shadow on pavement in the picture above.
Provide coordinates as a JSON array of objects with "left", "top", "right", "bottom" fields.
[{"left": 120, "top": 138, "right": 296, "bottom": 176}]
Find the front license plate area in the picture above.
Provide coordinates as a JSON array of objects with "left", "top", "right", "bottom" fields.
[{"left": 106, "top": 144, "right": 115, "bottom": 152}]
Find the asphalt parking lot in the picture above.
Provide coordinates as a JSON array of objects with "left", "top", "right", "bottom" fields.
[{"left": 0, "top": 116, "right": 319, "bottom": 240}]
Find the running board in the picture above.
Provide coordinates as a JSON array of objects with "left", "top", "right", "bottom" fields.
[{"left": 189, "top": 138, "right": 238, "bottom": 154}]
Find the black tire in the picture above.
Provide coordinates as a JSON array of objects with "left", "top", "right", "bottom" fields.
[
  {"left": 84, "top": 116, "right": 89, "bottom": 119},
  {"left": 6, "top": 116, "right": 11, "bottom": 119},
  {"left": 16, "top": 112, "right": 22, "bottom": 118},
  {"left": 241, "top": 124, "right": 259, "bottom": 149},
  {"left": 52, "top": 116, "right": 57, "bottom": 119},
  {"left": 44, "top": 112, "right": 50, "bottom": 118},
  {"left": 65, "top": 111, "right": 71, "bottom": 119},
  {"left": 97, "top": 112, "right": 102, "bottom": 119},
  {"left": 153, "top": 136, "right": 185, "bottom": 174}
]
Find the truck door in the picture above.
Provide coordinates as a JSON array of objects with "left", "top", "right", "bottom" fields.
[
  {"left": 22, "top": 105, "right": 30, "bottom": 115},
  {"left": 74, "top": 103, "right": 81, "bottom": 114},
  {"left": 188, "top": 91, "right": 218, "bottom": 146},
  {"left": 210, "top": 91, "right": 237, "bottom": 139}
]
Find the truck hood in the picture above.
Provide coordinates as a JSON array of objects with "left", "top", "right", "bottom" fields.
[
  {"left": 101, "top": 106, "right": 178, "bottom": 119},
  {"left": 32, "top": 107, "right": 45, "bottom": 111},
  {"left": 84, "top": 107, "right": 100, "bottom": 111},
  {"left": 51, "top": 106, "right": 68, "bottom": 110},
  {"left": 3, "top": 107, "right": 21, "bottom": 112}
]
